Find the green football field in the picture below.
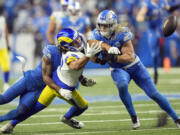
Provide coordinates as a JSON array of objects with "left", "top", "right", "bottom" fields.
[{"left": 0, "top": 68, "right": 180, "bottom": 135}]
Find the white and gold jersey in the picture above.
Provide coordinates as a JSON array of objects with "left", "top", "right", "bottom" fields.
[
  {"left": 56, "top": 51, "right": 84, "bottom": 87},
  {"left": 0, "top": 16, "right": 6, "bottom": 49}
]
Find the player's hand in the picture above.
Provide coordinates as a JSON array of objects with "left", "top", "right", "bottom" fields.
[
  {"left": 59, "top": 88, "right": 72, "bottom": 100},
  {"left": 108, "top": 47, "right": 121, "bottom": 54},
  {"left": 86, "top": 42, "right": 102, "bottom": 58},
  {"left": 80, "top": 76, "right": 96, "bottom": 87}
]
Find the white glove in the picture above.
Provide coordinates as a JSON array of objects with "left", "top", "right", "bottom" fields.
[
  {"left": 59, "top": 88, "right": 72, "bottom": 100},
  {"left": 108, "top": 47, "right": 121, "bottom": 54},
  {"left": 86, "top": 42, "right": 102, "bottom": 58}
]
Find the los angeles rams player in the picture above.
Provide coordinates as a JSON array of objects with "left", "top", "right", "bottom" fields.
[
  {"left": 46, "top": 0, "right": 70, "bottom": 45},
  {"left": 0, "top": 5, "right": 10, "bottom": 92},
  {"left": 91, "top": 10, "right": 180, "bottom": 129},
  {"left": 136, "top": 0, "right": 174, "bottom": 84},
  {"left": 1, "top": 28, "right": 103, "bottom": 132},
  {"left": 0, "top": 32, "right": 96, "bottom": 134}
]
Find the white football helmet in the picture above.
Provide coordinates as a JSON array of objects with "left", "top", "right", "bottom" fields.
[
  {"left": 67, "top": 1, "right": 81, "bottom": 22},
  {"left": 96, "top": 10, "right": 118, "bottom": 38}
]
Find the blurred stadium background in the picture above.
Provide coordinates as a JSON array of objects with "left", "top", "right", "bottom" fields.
[{"left": 0, "top": 0, "right": 180, "bottom": 134}]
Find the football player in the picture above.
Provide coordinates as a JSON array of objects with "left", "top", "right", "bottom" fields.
[
  {"left": 1, "top": 28, "right": 104, "bottom": 132},
  {"left": 91, "top": 9, "right": 180, "bottom": 129},
  {"left": 0, "top": 33, "right": 96, "bottom": 134},
  {"left": 46, "top": 0, "right": 70, "bottom": 45},
  {"left": 56, "top": 1, "right": 92, "bottom": 39},
  {"left": 0, "top": 5, "right": 10, "bottom": 92},
  {"left": 136, "top": 0, "right": 180, "bottom": 84}
]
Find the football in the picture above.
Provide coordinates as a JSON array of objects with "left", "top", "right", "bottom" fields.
[{"left": 162, "top": 15, "right": 178, "bottom": 37}]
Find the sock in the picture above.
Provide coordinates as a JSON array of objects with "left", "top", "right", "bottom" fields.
[
  {"left": 4, "top": 72, "right": 9, "bottom": 83},
  {"left": 64, "top": 106, "right": 88, "bottom": 119},
  {"left": 10, "top": 102, "right": 46, "bottom": 126}
]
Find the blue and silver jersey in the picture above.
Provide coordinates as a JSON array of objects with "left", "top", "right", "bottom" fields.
[
  {"left": 91, "top": 27, "right": 138, "bottom": 68},
  {"left": 142, "top": 0, "right": 167, "bottom": 29},
  {"left": 26, "top": 45, "right": 61, "bottom": 90},
  {"left": 61, "top": 16, "right": 90, "bottom": 33}
]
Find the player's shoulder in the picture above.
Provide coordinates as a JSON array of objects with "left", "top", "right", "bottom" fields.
[
  {"left": 43, "top": 45, "right": 58, "bottom": 54},
  {"left": 91, "top": 29, "right": 102, "bottom": 40},
  {"left": 115, "top": 26, "right": 133, "bottom": 42}
]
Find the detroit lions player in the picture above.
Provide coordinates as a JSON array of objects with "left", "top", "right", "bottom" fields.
[
  {"left": 136, "top": 0, "right": 176, "bottom": 84},
  {"left": 57, "top": 1, "right": 92, "bottom": 38},
  {"left": 0, "top": 5, "right": 10, "bottom": 92},
  {"left": 0, "top": 28, "right": 103, "bottom": 133},
  {"left": 91, "top": 10, "right": 180, "bottom": 129}
]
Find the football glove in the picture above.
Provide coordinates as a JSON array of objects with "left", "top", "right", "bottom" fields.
[
  {"left": 102, "top": 54, "right": 118, "bottom": 63},
  {"left": 108, "top": 47, "right": 121, "bottom": 54},
  {"left": 86, "top": 42, "right": 102, "bottom": 58},
  {"left": 59, "top": 88, "right": 72, "bottom": 100}
]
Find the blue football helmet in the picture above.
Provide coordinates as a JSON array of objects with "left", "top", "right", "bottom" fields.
[
  {"left": 96, "top": 10, "right": 118, "bottom": 38},
  {"left": 56, "top": 28, "right": 85, "bottom": 52}
]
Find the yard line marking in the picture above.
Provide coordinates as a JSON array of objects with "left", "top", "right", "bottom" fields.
[
  {"left": 34, "top": 127, "right": 180, "bottom": 135},
  {"left": 0, "top": 102, "right": 180, "bottom": 113},
  {"left": 0, "top": 117, "right": 175, "bottom": 127},
  {"left": 23, "top": 109, "right": 180, "bottom": 118}
]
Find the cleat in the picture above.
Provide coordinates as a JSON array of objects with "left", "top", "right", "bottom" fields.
[
  {"left": 1, "top": 123, "right": 14, "bottom": 134},
  {"left": 3, "top": 83, "right": 9, "bottom": 93},
  {"left": 60, "top": 116, "right": 84, "bottom": 129},
  {"left": 175, "top": 118, "right": 180, "bottom": 128},
  {"left": 131, "top": 115, "right": 140, "bottom": 129}
]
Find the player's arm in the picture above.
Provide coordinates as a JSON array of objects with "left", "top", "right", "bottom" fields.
[
  {"left": 116, "top": 40, "right": 134, "bottom": 63},
  {"left": 46, "top": 20, "right": 56, "bottom": 45},
  {"left": 101, "top": 40, "right": 134, "bottom": 63},
  {"left": 136, "top": 6, "right": 148, "bottom": 22},
  {"left": 68, "top": 56, "right": 90, "bottom": 70},
  {"left": 42, "top": 56, "right": 60, "bottom": 92},
  {"left": 5, "top": 23, "right": 10, "bottom": 50}
]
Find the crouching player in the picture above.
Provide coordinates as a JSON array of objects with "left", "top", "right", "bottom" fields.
[{"left": 1, "top": 28, "right": 103, "bottom": 133}]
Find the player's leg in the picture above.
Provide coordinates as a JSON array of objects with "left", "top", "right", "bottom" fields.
[
  {"left": 132, "top": 61, "right": 180, "bottom": 127},
  {"left": 111, "top": 68, "right": 140, "bottom": 129},
  {"left": 0, "top": 77, "right": 27, "bottom": 105},
  {"left": 0, "top": 48, "right": 10, "bottom": 92},
  {"left": 1, "top": 86, "right": 55, "bottom": 133},
  {"left": 147, "top": 29, "right": 159, "bottom": 84},
  {"left": 57, "top": 89, "right": 88, "bottom": 129}
]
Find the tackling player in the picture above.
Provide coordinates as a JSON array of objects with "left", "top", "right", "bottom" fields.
[
  {"left": 91, "top": 9, "right": 180, "bottom": 129},
  {"left": 1, "top": 28, "right": 104, "bottom": 133},
  {"left": 0, "top": 5, "right": 10, "bottom": 92}
]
